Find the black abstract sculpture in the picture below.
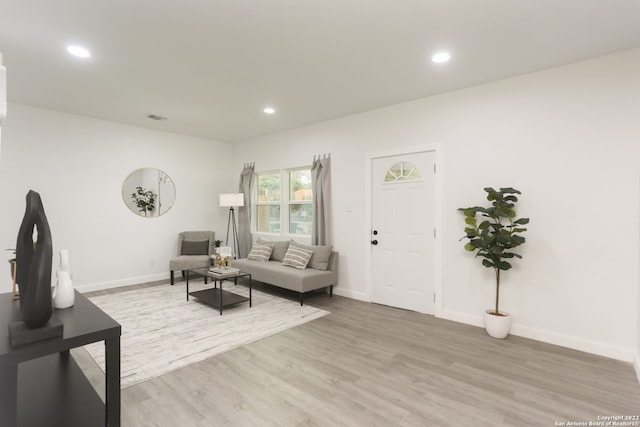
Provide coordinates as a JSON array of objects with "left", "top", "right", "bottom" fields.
[{"left": 15, "top": 190, "right": 54, "bottom": 328}]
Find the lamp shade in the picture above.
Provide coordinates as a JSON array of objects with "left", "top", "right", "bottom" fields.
[{"left": 219, "top": 193, "right": 244, "bottom": 207}]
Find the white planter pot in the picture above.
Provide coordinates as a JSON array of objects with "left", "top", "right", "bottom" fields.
[{"left": 484, "top": 310, "right": 511, "bottom": 339}]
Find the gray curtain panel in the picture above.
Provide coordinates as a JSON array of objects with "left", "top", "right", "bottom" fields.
[
  {"left": 311, "top": 155, "right": 332, "bottom": 245},
  {"left": 238, "top": 162, "right": 255, "bottom": 258}
]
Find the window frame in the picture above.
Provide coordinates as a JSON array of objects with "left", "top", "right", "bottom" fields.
[
  {"left": 253, "top": 166, "right": 313, "bottom": 238},
  {"left": 254, "top": 170, "right": 282, "bottom": 235}
]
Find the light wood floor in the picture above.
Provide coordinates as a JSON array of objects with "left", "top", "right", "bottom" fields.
[{"left": 76, "top": 280, "right": 640, "bottom": 426}]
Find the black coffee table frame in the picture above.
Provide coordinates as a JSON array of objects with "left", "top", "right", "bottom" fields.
[{"left": 186, "top": 268, "right": 252, "bottom": 315}]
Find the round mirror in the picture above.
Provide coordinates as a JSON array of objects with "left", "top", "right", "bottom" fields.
[{"left": 122, "top": 168, "right": 175, "bottom": 217}]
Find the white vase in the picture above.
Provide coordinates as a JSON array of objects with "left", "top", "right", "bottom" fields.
[
  {"left": 54, "top": 270, "right": 74, "bottom": 309},
  {"left": 484, "top": 310, "right": 511, "bottom": 339},
  {"left": 59, "top": 249, "right": 71, "bottom": 277},
  {"left": 53, "top": 250, "right": 74, "bottom": 309}
]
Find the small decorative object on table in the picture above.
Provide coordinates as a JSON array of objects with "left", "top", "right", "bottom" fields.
[
  {"left": 213, "top": 253, "right": 232, "bottom": 270},
  {"left": 53, "top": 249, "right": 75, "bottom": 309},
  {"left": 9, "top": 190, "right": 63, "bottom": 346}
]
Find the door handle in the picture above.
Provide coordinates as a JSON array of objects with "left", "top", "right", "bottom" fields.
[{"left": 371, "top": 240, "right": 378, "bottom": 245}]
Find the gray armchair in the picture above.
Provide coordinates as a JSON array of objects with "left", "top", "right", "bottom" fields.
[{"left": 169, "top": 231, "right": 215, "bottom": 285}]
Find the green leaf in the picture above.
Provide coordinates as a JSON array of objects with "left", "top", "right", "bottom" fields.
[
  {"left": 499, "top": 187, "right": 521, "bottom": 195},
  {"left": 481, "top": 259, "right": 494, "bottom": 268},
  {"left": 464, "top": 243, "right": 475, "bottom": 251},
  {"left": 463, "top": 227, "right": 477, "bottom": 236},
  {"left": 470, "top": 239, "right": 486, "bottom": 249},
  {"left": 489, "top": 246, "right": 503, "bottom": 255},
  {"left": 511, "top": 235, "right": 526, "bottom": 245},
  {"left": 503, "top": 209, "right": 516, "bottom": 218},
  {"left": 496, "top": 231, "right": 511, "bottom": 244},
  {"left": 464, "top": 217, "right": 477, "bottom": 226},
  {"left": 514, "top": 218, "right": 530, "bottom": 225},
  {"left": 497, "top": 261, "right": 512, "bottom": 270}
]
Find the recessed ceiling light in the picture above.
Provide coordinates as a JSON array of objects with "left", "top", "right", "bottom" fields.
[
  {"left": 263, "top": 107, "right": 276, "bottom": 114},
  {"left": 431, "top": 52, "right": 451, "bottom": 63},
  {"left": 66, "top": 45, "right": 91, "bottom": 58}
]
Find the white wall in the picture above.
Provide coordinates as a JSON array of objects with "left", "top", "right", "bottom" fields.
[
  {"left": 233, "top": 49, "right": 640, "bottom": 361},
  {"left": 0, "top": 104, "right": 234, "bottom": 293}
]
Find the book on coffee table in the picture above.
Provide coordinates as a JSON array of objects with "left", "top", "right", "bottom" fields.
[{"left": 209, "top": 267, "right": 240, "bottom": 276}]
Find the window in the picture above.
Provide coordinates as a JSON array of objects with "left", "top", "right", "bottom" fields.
[
  {"left": 289, "top": 169, "right": 312, "bottom": 235},
  {"left": 256, "top": 172, "right": 281, "bottom": 233},
  {"left": 255, "top": 167, "right": 312, "bottom": 236},
  {"left": 384, "top": 161, "right": 421, "bottom": 182}
]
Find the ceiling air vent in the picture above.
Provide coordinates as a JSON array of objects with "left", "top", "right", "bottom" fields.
[{"left": 147, "top": 114, "right": 168, "bottom": 121}]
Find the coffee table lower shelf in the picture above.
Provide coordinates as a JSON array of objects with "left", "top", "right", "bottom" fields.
[
  {"left": 188, "top": 288, "right": 249, "bottom": 312},
  {"left": 186, "top": 269, "right": 252, "bottom": 315}
]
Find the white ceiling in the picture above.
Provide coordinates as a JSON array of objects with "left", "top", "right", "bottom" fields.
[{"left": 1, "top": 0, "right": 639, "bottom": 142}]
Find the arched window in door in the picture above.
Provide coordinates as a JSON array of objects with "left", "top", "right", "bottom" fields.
[{"left": 384, "top": 161, "right": 421, "bottom": 182}]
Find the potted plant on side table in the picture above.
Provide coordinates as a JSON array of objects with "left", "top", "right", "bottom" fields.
[{"left": 458, "top": 187, "right": 529, "bottom": 338}]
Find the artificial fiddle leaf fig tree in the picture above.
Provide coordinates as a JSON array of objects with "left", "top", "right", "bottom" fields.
[{"left": 458, "top": 187, "right": 529, "bottom": 317}]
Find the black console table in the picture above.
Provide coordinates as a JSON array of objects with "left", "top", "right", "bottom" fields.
[{"left": 0, "top": 291, "right": 121, "bottom": 426}]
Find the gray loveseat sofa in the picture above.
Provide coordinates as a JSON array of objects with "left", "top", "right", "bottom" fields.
[{"left": 232, "top": 238, "right": 338, "bottom": 305}]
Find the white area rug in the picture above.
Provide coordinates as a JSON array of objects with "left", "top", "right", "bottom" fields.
[{"left": 84, "top": 282, "right": 329, "bottom": 388}]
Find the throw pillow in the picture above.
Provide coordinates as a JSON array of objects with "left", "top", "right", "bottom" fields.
[
  {"left": 256, "top": 237, "right": 290, "bottom": 261},
  {"left": 247, "top": 243, "right": 273, "bottom": 262},
  {"left": 289, "top": 241, "right": 333, "bottom": 270},
  {"left": 282, "top": 246, "right": 313, "bottom": 269},
  {"left": 181, "top": 240, "right": 209, "bottom": 255}
]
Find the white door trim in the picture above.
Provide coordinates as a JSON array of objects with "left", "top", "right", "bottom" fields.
[{"left": 364, "top": 143, "right": 444, "bottom": 317}]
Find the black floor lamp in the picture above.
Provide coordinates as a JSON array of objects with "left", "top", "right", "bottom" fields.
[{"left": 219, "top": 193, "right": 244, "bottom": 258}]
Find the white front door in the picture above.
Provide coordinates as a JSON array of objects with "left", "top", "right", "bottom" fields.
[{"left": 371, "top": 151, "right": 436, "bottom": 314}]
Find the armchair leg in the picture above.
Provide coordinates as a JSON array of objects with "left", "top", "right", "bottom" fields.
[
  {"left": 170, "top": 271, "right": 174, "bottom": 286},
  {"left": 329, "top": 285, "right": 333, "bottom": 298}
]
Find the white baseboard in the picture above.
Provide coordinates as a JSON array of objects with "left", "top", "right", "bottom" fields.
[
  {"left": 76, "top": 273, "right": 169, "bottom": 293},
  {"left": 333, "top": 287, "right": 368, "bottom": 302},
  {"left": 440, "top": 309, "right": 635, "bottom": 363},
  {"left": 440, "top": 309, "right": 484, "bottom": 328},
  {"left": 510, "top": 323, "right": 634, "bottom": 362}
]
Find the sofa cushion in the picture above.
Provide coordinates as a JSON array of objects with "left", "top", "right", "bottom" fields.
[
  {"left": 282, "top": 246, "right": 313, "bottom": 269},
  {"left": 182, "top": 240, "right": 209, "bottom": 255},
  {"left": 257, "top": 238, "right": 290, "bottom": 261},
  {"left": 247, "top": 243, "right": 273, "bottom": 262},
  {"left": 289, "top": 241, "right": 333, "bottom": 270},
  {"left": 169, "top": 255, "right": 210, "bottom": 270}
]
